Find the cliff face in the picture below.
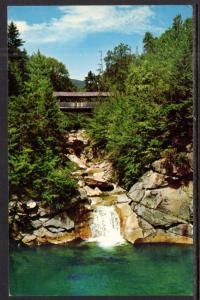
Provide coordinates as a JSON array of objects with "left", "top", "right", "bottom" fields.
[
  {"left": 9, "top": 130, "right": 193, "bottom": 246},
  {"left": 128, "top": 158, "right": 193, "bottom": 244}
]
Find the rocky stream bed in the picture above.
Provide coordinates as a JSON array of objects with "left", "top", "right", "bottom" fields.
[{"left": 9, "top": 129, "right": 193, "bottom": 246}]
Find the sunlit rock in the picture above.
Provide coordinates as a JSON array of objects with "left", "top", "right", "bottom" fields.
[
  {"left": 22, "top": 234, "right": 36, "bottom": 245},
  {"left": 67, "top": 154, "right": 87, "bottom": 169},
  {"left": 116, "top": 203, "right": 143, "bottom": 243},
  {"left": 26, "top": 200, "right": 37, "bottom": 209},
  {"left": 135, "top": 229, "right": 193, "bottom": 244}
]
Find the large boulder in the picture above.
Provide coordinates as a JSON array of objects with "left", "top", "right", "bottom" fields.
[
  {"left": 135, "top": 229, "right": 193, "bottom": 245},
  {"left": 66, "top": 154, "right": 87, "bottom": 169},
  {"left": 116, "top": 193, "right": 131, "bottom": 204},
  {"left": 44, "top": 212, "right": 75, "bottom": 231},
  {"left": 83, "top": 185, "right": 102, "bottom": 197},
  {"left": 134, "top": 205, "right": 187, "bottom": 227},
  {"left": 85, "top": 178, "right": 114, "bottom": 191},
  {"left": 22, "top": 234, "right": 36, "bottom": 245},
  {"left": 128, "top": 157, "right": 193, "bottom": 244},
  {"left": 31, "top": 228, "right": 76, "bottom": 245},
  {"left": 116, "top": 203, "right": 143, "bottom": 243},
  {"left": 137, "top": 217, "right": 156, "bottom": 238},
  {"left": 26, "top": 200, "right": 37, "bottom": 209},
  {"left": 139, "top": 184, "right": 192, "bottom": 221}
]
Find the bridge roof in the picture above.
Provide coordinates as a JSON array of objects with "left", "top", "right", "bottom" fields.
[{"left": 53, "top": 91, "right": 110, "bottom": 97}]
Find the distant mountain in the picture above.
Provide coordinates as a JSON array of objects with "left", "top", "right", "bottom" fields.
[{"left": 71, "top": 79, "right": 85, "bottom": 90}]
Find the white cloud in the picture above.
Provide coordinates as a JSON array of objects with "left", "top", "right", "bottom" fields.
[{"left": 11, "top": 6, "right": 163, "bottom": 46}]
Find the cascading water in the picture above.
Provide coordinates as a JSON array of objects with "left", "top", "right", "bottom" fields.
[{"left": 89, "top": 205, "right": 125, "bottom": 247}]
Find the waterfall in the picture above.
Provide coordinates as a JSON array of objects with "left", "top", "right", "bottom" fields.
[{"left": 89, "top": 205, "right": 125, "bottom": 247}]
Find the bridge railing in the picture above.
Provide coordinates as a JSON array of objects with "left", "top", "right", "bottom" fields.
[{"left": 59, "top": 101, "right": 100, "bottom": 110}]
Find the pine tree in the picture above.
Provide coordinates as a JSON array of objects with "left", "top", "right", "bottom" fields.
[
  {"left": 8, "top": 22, "right": 28, "bottom": 96},
  {"left": 103, "top": 43, "right": 134, "bottom": 93},
  {"left": 143, "top": 32, "right": 156, "bottom": 53},
  {"left": 85, "top": 71, "right": 100, "bottom": 91}
]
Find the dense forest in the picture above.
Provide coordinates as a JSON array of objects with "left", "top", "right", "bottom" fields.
[{"left": 8, "top": 14, "right": 192, "bottom": 210}]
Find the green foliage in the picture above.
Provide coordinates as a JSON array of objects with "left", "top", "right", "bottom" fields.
[
  {"left": 9, "top": 45, "right": 77, "bottom": 207},
  {"left": 102, "top": 43, "right": 135, "bottom": 93},
  {"left": 8, "top": 22, "right": 29, "bottom": 96},
  {"left": 174, "top": 152, "right": 189, "bottom": 167},
  {"left": 85, "top": 71, "right": 100, "bottom": 91},
  {"left": 62, "top": 112, "right": 90, "bottom": 130},
  {"left": 27, "top": 51, "right": 76, "bottom": 92},
  {"left": 143, "top": 32, "right": 157, "bottom": 53},
  {"left": 43, "top": 167, "right": 77, "bottom": 209},
  {"left": 87, "top": 15, "right": 192, "bottom": 188},
  {"left": 8, "top": 21, "right": 24, "bottom": 50}
]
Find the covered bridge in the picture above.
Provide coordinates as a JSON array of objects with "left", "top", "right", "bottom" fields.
[{"left": 53, "top": 91, "right": 111, "bottom": 111}]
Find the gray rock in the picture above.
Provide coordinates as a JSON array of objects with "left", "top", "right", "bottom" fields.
[
  {"left": 140, "top": 190, "right": 162, "bottom": 209},
  {"left": 33, "top": 227, "right": 55, "bottom": 238},
  {"left": 11, "top": 195, "right": 18, "bottom": 201},
  {"left": 77, "top": 188, "right": 88, "bottom": 201},
  {"left": 154, "top": 186, "right": 191, "bottom": 221},
  {"left": 8, "top": 216, "right": 13, "bottom": 224},
  {"left": 47, "top": 227, "right": 66, "bottom": 233},
  {"left": 67, "top": 154, "right": 87, "bottom": 169},
  {"left": 85, "top": 178, "right": 114, "bottom": 191},
  {"left": 138, "top": 217, "right": 156, "bottom": 238},
  {"left": 141, "top": 170, "right": 168, "bottom": 189},
  {"left": 26, "top": 200, "right": 37, "bottom": 209},
  {"left": 38, "top": 207, "right": 51, "bottom": 217},
  {"left": 128, "top": 182, "right": 144, "bottom": 203},
  {"left": 168, "top": 224, "right": 193, "bottom": 237},
  {"left": 14, "top": 215, "right": 20, "bottom": 220},
  {"left": 9, "top": 201, "right": 16, "bottom": 210},
  {"left": 135, "top": 204, "right": 187, "bottom": 227},
  {"left": 44, "top": 212, "right": 74, "bottom": 231},
  {"left": 116, "top": 193, "right": 130, "bottom": 203},
  {"left": 151, "top": 158, "right": 178, "bottom": 175},
  {"left": 129, "top": 165, "right": 192, "bottom": 236},
  {"left": 83, "top": 185, "right": 102, "bottom": 196},
  {"left": 78, "top": 180, "right": 85, "bottom": 188},
  {"left": 16, "top": 202, "right": 25, "bottom": 213},
  {"left": 186, "top": 144, "right": 193, "bottom": 152},
  {"left": 31, "top": 218, "right": 49, "bottom": 229},
  {"left": 22, "top": 234, "right": 36, "bottom": 245}
]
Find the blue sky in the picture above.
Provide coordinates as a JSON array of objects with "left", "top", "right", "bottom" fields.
[{"left": 8, "top": 5, "right": 192, "bottom": 80}]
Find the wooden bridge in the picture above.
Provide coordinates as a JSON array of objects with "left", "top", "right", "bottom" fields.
[{"left": 53, "top": 91, "right": 110, "bottom": 111}]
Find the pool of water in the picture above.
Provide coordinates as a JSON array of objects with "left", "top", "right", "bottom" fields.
[{"left": 9, "top": 242, "right": 193, "bottom": 296}]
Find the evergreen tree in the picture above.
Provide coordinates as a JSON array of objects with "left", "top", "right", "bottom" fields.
[
  {"left": 8, "top": 22, "right": 28, "bottom": 96},
  {"left": 8, "top": 21, "right": 24, "bottom": 53},
  {"left": 85, "top": 71, "right": 100, "bottom": 91},
  {"left": 143, "top": 32, "right": 156, "bottom": 53},
  {"left": 102, "top": 43, "right": 134, "bottom": 93},
  {"left": 27, "top": 52, "right": 76, "bottom": 92}
]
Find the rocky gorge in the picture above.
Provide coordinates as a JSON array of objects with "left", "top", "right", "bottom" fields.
[{"left": 9, "top": 129, "right": 193, "bottom": 246}]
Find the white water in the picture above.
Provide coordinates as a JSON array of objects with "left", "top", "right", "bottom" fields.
[{"left": 89, "top": 205, "right": 125, "bottom": 247}]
